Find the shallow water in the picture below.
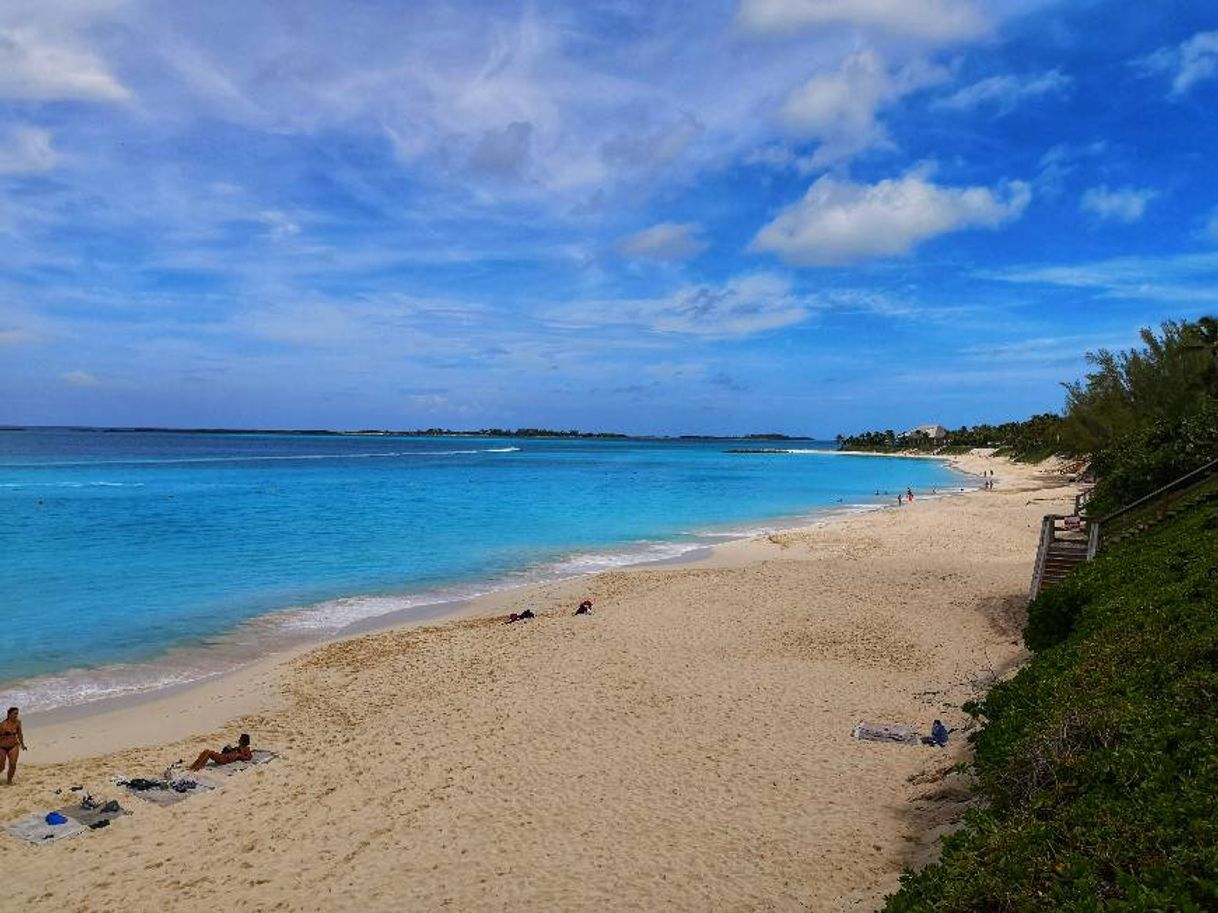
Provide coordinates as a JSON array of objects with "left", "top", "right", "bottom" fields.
[{"left": 0, "top": 429, "right": 966, "bottom": 709}]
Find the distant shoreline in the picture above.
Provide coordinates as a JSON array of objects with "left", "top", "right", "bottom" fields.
[
  {"left": 828, "top": 449, "right": 955, "bottom": 460},
  {"left": 0, "top": 425, "right": 819, "bottom": 443}
]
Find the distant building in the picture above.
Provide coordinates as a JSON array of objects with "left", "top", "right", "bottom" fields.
[{"left": 904, "top": 423, "right": 949, "bottom": 443}]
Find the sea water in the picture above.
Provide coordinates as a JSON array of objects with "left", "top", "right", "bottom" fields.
[{"left": 0, "top": 429, "right": 967, "bottom": 710}]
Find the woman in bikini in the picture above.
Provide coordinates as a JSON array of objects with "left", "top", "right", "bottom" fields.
[
  {"left": 188, "top": 733, "right": 253, "bottom": 771},
  {"left": 0, "top": 707, "right": 27, "bottom": 785}
]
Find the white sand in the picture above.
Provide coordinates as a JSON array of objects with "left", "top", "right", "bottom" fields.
[{"left": 0, "top": 452, "right": 1077, "bottom": 912}]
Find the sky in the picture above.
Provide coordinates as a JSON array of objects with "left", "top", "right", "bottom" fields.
[{"left": 1, "top": 0, "right": 1216, "bottom": 436}]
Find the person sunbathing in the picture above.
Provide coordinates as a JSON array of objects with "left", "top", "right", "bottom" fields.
[
  {"left": 575, "top": 599, "right": 593, "bottom": 615},
  {"left": 188, "top": 733, "right": 252, "bottom": 771}
]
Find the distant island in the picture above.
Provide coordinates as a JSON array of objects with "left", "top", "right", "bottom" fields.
[{"left": 5, "top": 426, "right": 817, "bottom": 442}]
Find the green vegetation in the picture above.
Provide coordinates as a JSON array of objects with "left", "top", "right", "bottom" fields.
[
  {"left": 1061, "top": 318, "right": 1218, "bottom": 515},
  {"left": 838, "top": 318, "right": 1218, "bottom": 509},
  {"left": 881, "top": 315, "right": 1218, "bottom": 911},
  {"left": 836, "top": 414, "right": 1066, "bottom": 463},
  {"left": 885, "top": 491, "right": 1218, "bottom": 911}
]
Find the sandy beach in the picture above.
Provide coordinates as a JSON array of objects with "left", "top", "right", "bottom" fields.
[{"left": 0, "top": 452, "right": 1078, "bottom": 912}]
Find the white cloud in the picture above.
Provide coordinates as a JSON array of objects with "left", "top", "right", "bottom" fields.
[
  {"left": 0, "top": 126, "right": 60, "bottom": 175},
  {"left": 619, "top": 222, "right": 708, "bottom": 260},
  {"left": 548, "top": 274, "right": 812, "bottom": 338},
  {"left": 780, "top": 50, "right": 889, "bottom": 149},
  {"left": 751, "top": 168, "right": 1030, "bottom": 266},
  {"left": 991, "top": 251, "right": 1218, "bottom": 305},
  {"left": 937, "top": 69, "right": 1071, "bottom": 114},
  {"left": 1079, "top": 185, "right": 1157, "bottom": 223},
  {"left": 62, "top": 369, "right": 101, "bottom": 387},
  {"left": 1141, "top": 30, "right": 1218, "bottom": 97},
  {"left": 0, "top": 26, "right": 129, "bottom": 102},
  {"left": 1033, "top": 140, "right": 1108, "bottom": 197},
  {"left": 779, "top": 51, "right": 947, "bottom": 166},
  {"left": 737, "top": 0, "right": 987, "bottom": 40}
]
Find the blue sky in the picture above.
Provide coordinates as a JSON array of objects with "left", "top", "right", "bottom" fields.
[{"left": 1, "top": 0, "right": 1216, "bottom": 435}]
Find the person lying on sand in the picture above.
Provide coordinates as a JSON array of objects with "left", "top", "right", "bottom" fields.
[
  {"left": 1, "top": 707, "right": 28, "bottom": 785},
  {"left": 575, "top": 599, "right": 593, "bottom": 615},
  {"left": 188, "top": 733, "right": 252, "bottom": 771},
  {"left": 506, "top": 609, "right": 535, "bottom": 624}
]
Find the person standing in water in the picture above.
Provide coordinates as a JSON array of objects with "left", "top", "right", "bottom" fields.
[{"left": 0, "top": 707, "right": 28, "bottom": 785}]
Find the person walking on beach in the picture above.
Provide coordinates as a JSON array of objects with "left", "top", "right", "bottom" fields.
[
  {"left": 906, "top": 487, "right": 915, "bottom": 503},
  {"left": 0, "top": 707, "right": 27, "bottom": 784}
]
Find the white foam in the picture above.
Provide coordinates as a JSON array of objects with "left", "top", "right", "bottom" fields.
[
  {"left": 5, "top": 661, "right": 229, "bottom": 714},
  {"left": 0, "top": 481, "right": 145, "bottom": 489},
  {"left": 0, "top": 447, "right": 523, "bottom": 469},
  {"left": 2, "top": 490, "right": 942, "bottom": 714}
]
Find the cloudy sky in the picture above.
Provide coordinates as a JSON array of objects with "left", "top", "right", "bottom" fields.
[{"left": 1, "top": 0, "right": 1216, "bottom": 435}]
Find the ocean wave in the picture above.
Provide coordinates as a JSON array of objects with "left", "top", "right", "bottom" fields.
[
  {"left": 6, "top": 535, "right": 718, "bottom": 712},
  {"left": 271, "top": 540, "right": 704, "bottom": 633},
  {"left": 539, "top": 540, "right": 706, "bottom": 576},
  {"left": 4, "top": 662, "right": 227, "bottom": 714},
  {"left": 0, "top": 447, "right": 523, "bottom": 469},
  {"left": 0, "top": 481, "right": 146, "bottom": 489}
]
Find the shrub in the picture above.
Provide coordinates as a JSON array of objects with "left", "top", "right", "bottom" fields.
[
  {"left": 1024, "top": 575, "right": 1091, "bottom": 651},
  {"left": 884, "top": 496, "right": 1218, "bottom": 911}
]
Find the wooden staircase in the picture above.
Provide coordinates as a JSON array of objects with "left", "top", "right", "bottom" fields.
[
  {"left": 1037, "top": 538, "right": 1089, "bottom": 592},
  {"left": 1029, "top": 517, "right": 1090, "bottom": 598},
  {"left": 1030, "top": 456, "right": 1218, "bottom": 600}
]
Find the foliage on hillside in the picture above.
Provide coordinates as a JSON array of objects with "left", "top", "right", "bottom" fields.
[
  {"left": 1062, "top": 318, "right": 1218, "bottom": 514},
  {"left": 885, "top": 494, "right": 1218, "bottom": 911}
]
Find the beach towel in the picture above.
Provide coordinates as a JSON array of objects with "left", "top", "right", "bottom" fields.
[
  {"left": 203, "top": 749, "right": 279, "bottom": 776},
  {"left": 115, "top": 775, "right": 217, "bottom": 807},
  {"left": 57, "top": 800, "right": 129, "bottom": 829},
  {"left": 851, "top": 721, "right": 920, "bottom": 744},
  {"left": 4, "top": 812, "right": 88, "bottom": 846}
]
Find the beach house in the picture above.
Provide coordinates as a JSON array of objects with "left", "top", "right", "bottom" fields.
[{"left": 904, "top": 423, "right": 949, "bottom": 443}]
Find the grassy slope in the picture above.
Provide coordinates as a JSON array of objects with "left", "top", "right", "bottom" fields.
[{"left": 884, "top": 494, "right": 1218, "bottom": 912}]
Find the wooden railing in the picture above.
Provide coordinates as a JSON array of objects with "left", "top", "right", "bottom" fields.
[
  {"left": 1029, "top": 517, "right": 1052, "bottom": 601},
  {"left": 1087, "top": 457, "right": 1218, "bottom": 559},
  {"left": 1029, "top": 513, "right": 1091, "bottom": 599},
  {"left": 1031, "top": 457, "right": 1218, "bottom": 597}
]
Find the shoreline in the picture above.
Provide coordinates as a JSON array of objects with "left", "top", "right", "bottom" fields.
[
  {"left": 0, "top": 449, "right": 1070, "bottom": 913},
  {"left": 21, "top": 485, "right": 976, "bottom": 764},
  {"left": 13, "top": 454, "right": 974, "bottom": 727}
]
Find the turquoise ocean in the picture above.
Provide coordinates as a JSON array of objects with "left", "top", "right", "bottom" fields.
[{"left": 0, "top": 429, "right": 968, "bottom": 711}]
